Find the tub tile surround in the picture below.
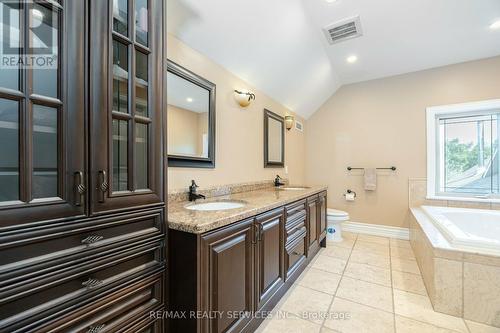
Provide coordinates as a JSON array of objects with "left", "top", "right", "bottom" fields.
[
  {"left": 256, "top": 232, "right": 500, "bottom": 333},
  {"left": 463, "top": 263, "right": 500, "bottom": 327},
  {"left": 409, "top": 208, "right": 500, "bottom": 327},
  {"left": 408, "top": 178, "right": 499, "bottom": 210}
]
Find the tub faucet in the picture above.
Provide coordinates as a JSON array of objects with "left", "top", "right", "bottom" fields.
[
  {"left": 274, "top": 175, "right": 285, "bottom": 187},
  {"left": 189, "top": 180, "right": 206, "bottom": 201}
]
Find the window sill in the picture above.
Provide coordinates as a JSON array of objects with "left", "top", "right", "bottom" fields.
[{"left": 426, "top": 195, "right": 500, "bottom": 204}]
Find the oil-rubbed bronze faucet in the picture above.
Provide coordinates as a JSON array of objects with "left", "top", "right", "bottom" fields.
[
  {"left": 189, "top": 180, "right": 206, "bottom": 201},
  {"left": 274, "top": 175, "right": 285, "bottom": 187}
]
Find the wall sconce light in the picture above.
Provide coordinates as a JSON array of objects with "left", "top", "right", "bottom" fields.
[
  {"left": 285, "top": 115, "right": 294, "bottom": 131},
  {"left": 234, "top": 89, "right": 256, "bottom": 107}
]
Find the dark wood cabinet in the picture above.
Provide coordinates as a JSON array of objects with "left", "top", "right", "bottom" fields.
[
  {"left": 201, "top": 218, "right": 255, "bottom": 333},
  {"left": 284, "top": 199, "right": 307, "bottom": 279},
  {"left": 0, "top": 0, "right": 86, "bottom": 227},
  {"left": 307, "top": 195, "right": 319, "bottom": 256},
  {"left": 318, "top": 191, "right": 327, "bottom": 242},
  {"left": 170, "top": 193, "right": 326, "bottom": 333},
  {"left": 0, "top": 0, "right": 166, "bottom": 331},
  {"left": 89, "top": 0, "right": 164, "bottom": 216},
  {"left": 254, "top": 208, "right": 285, "bottom": 310}
]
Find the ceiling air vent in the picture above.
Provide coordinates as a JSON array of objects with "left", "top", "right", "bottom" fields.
[{"left": 323, "top": 16, "right": 363, "bottom": 45}]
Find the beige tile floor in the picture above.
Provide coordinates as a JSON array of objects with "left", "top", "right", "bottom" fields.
[{"left": 255, "top": 232, "right": 500, "bottom": 333}]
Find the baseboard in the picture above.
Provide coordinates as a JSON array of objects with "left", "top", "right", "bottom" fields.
[{"left": 343, "top": 221, "right": 409, "bottom": 240}]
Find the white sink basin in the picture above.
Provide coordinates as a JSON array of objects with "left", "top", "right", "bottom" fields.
[
  {"left": 185, "top": 201, "right": 246, "bottom": 211},
  {"left": 277, "top": 186, "right": 310, "bottom": 191}
]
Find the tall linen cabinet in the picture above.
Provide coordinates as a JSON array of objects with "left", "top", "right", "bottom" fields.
[{"left": 0, "top": 0, "right": 167, "bottom": 331}]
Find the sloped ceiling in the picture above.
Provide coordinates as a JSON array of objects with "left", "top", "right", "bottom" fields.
[{"left": 167, "top": 0, "right": 500, "bottom": 118}]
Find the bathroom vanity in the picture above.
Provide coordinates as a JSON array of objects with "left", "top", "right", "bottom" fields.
[{"left": 168, "top": 186, "right": 327, "bottom": 333}]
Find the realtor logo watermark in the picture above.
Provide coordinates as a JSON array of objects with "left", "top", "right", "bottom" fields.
[{"left": 1, "top": 0, "right": 57, "bottom": 69}]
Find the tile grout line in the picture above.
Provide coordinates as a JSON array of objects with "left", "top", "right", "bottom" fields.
[
  {"left": 296, "top": 235, "right": 489, "bottom": 333},
  {"left": 262, "top": 235, "right": 500, "bottom": 333},
  {"left": 461, "top": 259, "right": 471, "bottom": 333},
  {"left": 396, "top": 314, "right": 468, "bottom": 333},
  {"left": 391, "top": 239, "right": 472, "bottom": 333},
  {"left": 319, "top": 234, "right": 358, "bottom": 332},
  {"left": 463, "top": 318, "right": 472, "bottom": 333},
  {"left": 389, "top": 238, "right": 397, "bottom": 333}
]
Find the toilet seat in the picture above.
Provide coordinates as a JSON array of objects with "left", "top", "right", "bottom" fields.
[
  {"left": 327, "top": 208, "right": 349, "bottom": 221},
  {"left": 327, "top": 208, "right": 349, "bottom": 217}
]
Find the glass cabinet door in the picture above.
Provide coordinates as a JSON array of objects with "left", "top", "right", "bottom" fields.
[
  {"left": 0, "top": 0, "right": 86, "bottom": 227},
  {"left": 89, "top": 0, "right": 163, "bottom": 214}
]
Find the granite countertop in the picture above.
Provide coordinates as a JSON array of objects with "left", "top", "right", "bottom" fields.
[{"left": 168, "top": 185, "right": 327, "bottom": 234}]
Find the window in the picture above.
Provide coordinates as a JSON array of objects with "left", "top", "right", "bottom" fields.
[{"left": 427, "top": 100, "right": 500, "bottom": 201}]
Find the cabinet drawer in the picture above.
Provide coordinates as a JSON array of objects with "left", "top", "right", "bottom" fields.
[
  {"left": 0, "top": 240, "right": 164, "bottom": 332},
  {"left": 285, "top": 231, "right": 306, "bottom": 279},
  {"left": 286, "top": 210, "right": 306, "bottom": 238},
  {"left": 39, "top": 274, "right": 164, "bottom": 333},
  {"left": 285, "top": 199, "right": 306, "bottom": 218},
  {"left": 287, "top": 225, "right": 306, "bottom": 245},
  {"left": 122, "top": 315, "right": 164, "bottom": 333},
  {"left": 0, "top": 210, "right": 162, "bottom": 283},
  {"left": 285, "top": 209, "right": 306, "bottom": 228}
]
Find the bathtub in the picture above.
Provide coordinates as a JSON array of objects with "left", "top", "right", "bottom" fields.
[
  {"left": 410, "top": 206, "right": 500, "bottom": 326},
  {"left": 421, "top": 205, "right": 500, "bottom": 256}
]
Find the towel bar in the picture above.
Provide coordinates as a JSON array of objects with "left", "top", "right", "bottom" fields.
[{"left": 347, "top": 166, "right": 396, "bottom": 171}]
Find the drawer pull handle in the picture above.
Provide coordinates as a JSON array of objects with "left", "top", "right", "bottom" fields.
[
  {"left": 87, "top": 324, "right": 105, "bottom": 333},
  {"left": 292, "top": 251, "right": 302, "bottom": 255},
  {"left": 81, "top": 235, "right": 104, "bottom": 245},
  {"left": 82, "top": 278, "right": 103, "bottom": 289}
]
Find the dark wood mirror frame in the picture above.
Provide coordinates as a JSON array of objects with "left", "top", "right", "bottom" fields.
[
  {"left": 264, "top": 109, "right": 285, "bottom": 168},
  {"left": 166, "top": 60, "right": 216, "bottom": 168}
]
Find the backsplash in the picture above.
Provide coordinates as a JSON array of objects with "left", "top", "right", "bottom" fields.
[
  {"left": 408, "top": 178, "right": 500, "bottom": 210},
  {"left": 168, "top": 178, "right": 289, "bottom": 203}
]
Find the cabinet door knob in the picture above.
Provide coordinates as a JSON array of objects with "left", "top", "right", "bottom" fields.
[
  {"left": 82, "top": 278, "right": 103, "bottom": 289},
  {"left": 81, "top": 235, "right": 104, "bottom": 245},
  {"left": 97, "top": 170, "right": 108, "bottom": 203},
  {"left": 87, "top": 324, "right": 105, "bottom": 333},
  {"left": 74, "top": 171, "right": 86, "bottom": 206}
]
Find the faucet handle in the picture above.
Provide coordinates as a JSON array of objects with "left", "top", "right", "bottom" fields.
[{"left": 191, "top": 180, "right": 198, "bottom": 188}]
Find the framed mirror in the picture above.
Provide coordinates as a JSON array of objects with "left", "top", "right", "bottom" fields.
[
  {"left": 264, "top": 109, "right": 285, "bottom": 168},
  {"left": 167, "top": 60, "right": 216, "bottom": 168}
]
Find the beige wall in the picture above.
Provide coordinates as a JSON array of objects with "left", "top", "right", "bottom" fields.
[
  {"left": 306, "top": 56, "right": 500, "bottom": 228},
  {"left": 167, "top": 34, "right": 306, "bottom": 190},
  {"left": 167, "top": 105, "right": 203, "bottom": 156}
]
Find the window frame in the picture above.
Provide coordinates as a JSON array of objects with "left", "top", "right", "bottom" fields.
[{"left": 426, "top": 99, "right": 500, "bottom": 203}]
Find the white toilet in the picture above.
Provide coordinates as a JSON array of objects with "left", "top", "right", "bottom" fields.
[{"left": 326, "top": 208, "right": 350, "bottom": 242}]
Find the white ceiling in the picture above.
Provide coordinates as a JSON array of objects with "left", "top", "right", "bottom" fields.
[{"left": 167, "top": 0, "right": 500, "bottom": 118}]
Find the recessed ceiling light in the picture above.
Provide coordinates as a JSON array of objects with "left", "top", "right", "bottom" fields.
[
  {"left": 186, "top": 97, "right": 193, "bottom": 102},
  {"left": 346, "top": 55, "right": 358, "bottom": 64},
  {"left": 325, "top": 0, "right": 338, "bottom": 3},
  {"left": 490, "top": 20, "right": 500, "bottom": 30}
]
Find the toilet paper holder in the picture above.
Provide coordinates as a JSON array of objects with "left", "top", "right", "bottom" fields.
[{"left": 344, "top": 189, "right": 357, "bottom": 198}]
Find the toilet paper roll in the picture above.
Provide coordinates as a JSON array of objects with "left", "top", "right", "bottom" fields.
[{"left": 345, "top": 192, "right": 355, "bottom": 201}]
